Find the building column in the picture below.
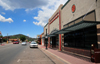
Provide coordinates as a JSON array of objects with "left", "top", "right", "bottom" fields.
[
  {"left": 41, "top": 37, "right": 42, "bottom": 45},
  {"left": 59, "top": 10, "right": 61, "bottom": 51},
  {"left": 96, "top": 1, "right": 100, "bottom": 49},
  {"left": 61, "top": 34, "right": 64, "bottom": 51},
  {"left": 48, "top": 20, "right": 50, "bottom": 48},
  {"left": 97, "top": 24, "right": 100, "bottom": 49},
  {"left": 48, "top": 37, "right": 50, "bottom": 48},
  {"left": 44, "top": 39, "right": 45, "bottom": 46}
]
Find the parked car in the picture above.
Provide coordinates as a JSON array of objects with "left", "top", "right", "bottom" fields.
[
  {"left": 21, "top": 42, "right": 27, "bottom": 45},
  {"left": 30, "top": 41, "right": 38, "bottom": 48},
  {"left": 13, "top": 41, "right": 19, "bottom": 44}
]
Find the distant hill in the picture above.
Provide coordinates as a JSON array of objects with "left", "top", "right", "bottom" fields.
[{"left": 4, "top": 34, "right": 37, "bottom": 41}]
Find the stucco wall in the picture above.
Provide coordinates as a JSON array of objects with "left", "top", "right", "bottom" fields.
[
  {"left": 49, "top": 4, "right": 63, "bottom": 21},
  {"left": 49, "top": 4, "right": 63, "bottom": 34},
  {"left": 96, "top": 0, "right": 100, "bottom": 21},
  {"left": 61, "top": 0, "right": 98, "bottom": 29},
  {"left": 50, "top": 18, "right": 59, "bottom": 34}
]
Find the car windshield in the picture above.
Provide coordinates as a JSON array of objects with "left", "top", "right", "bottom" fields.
[
  {"left": 22, "top": 42, "right": 26, "bottom": 43},
  {"left": 31, "top": 42, "right": 37, "bottom": 44}
]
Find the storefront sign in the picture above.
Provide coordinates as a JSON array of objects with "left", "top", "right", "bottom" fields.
[{"left": 72, "top": 4, "right": 76, "bottom": 13}]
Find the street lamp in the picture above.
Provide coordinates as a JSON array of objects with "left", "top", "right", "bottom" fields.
[
  {"left": 45, "top": 36, "right": 48, "bottom": 49},
  {"left": 45, "top": 29, "right": 48, "bottom": 49}
]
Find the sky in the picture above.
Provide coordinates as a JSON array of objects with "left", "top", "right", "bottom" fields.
[{"left": 0, "top": 0, "right": 68, "bottom": 38}]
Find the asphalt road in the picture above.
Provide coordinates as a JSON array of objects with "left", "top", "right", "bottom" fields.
[
  {"left": 11, "top": 43, "right": 55, "bottom": 64},
  {"left": 0, "top": 43, "right": 66, "bottom": 64},
  {"left": 0, "top": 43, "right": 27, "bottom": 64}
]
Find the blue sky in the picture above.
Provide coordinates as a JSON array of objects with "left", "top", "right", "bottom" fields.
[{"left": 0, "top": 0, "right": 67, "bottom": 38}]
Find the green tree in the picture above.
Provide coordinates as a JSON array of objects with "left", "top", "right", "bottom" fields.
[
  {"left": 11, "top": 36, "right": 16, "bottom": 39},
  {"left": 0, "top": 35, "right": 3, "bottom": 37},
  {"left": 20, "top": 35, "right": 26, "bottom": 42},
  {"left": 3, "top": 38, "right": 7, "bottom": 42}
]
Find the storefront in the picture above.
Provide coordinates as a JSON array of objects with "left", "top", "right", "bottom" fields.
[
  {"left": 55, "top": 0, "right": 100, "bottom": 57},
  {"left": 42, "top": 0, "right": 100, "bottom": 58},
  {"left": 49, "top": 35, "right": 59, "bottom": 48}
]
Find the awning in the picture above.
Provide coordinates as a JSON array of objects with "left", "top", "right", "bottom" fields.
[
  {"left": 47, "top": 34, "right": 56, "bottom": 37},
  {"left": 42, "top": 37, "right": 45, "bottom": 38},
  {"left": 47, "top": 29, "right": 58, "bottom": 37},
  {"left": 53, "top": 20, "right": 100, "bottom": 34}
]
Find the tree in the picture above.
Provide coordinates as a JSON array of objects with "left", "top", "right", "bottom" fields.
[
  {"left": 20, "top": 35, "right": 26, "bottom": 42},
  {"left": 11, "top": 36, "right": 16, "bottom": 39},
  {"left": 3, "top": 38, "right": 7, "bottom": 42},
  {"left": 0, "top": 35, "right": 3, "bottom": 37}
]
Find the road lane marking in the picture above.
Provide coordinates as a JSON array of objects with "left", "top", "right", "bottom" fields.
[{"left": 17, "top": 59, "right": 20, "bottom": 62}]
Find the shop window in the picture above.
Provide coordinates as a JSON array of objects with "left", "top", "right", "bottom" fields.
[
  {"left": 56, "top": 35, "right": 59, "bottom": 46},
  {"left": 64, "top": 26, "right": 97, "bottom": 50}
]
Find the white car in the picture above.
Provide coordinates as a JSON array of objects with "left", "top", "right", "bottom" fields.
[
  {"left": 30, "top": 42, "right": 38, "bottom": 48},
  {"left": 21, "top": 42, "right": 27, "bottom": 45}
]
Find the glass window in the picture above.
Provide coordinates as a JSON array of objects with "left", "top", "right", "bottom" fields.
[{"left": 64, "top": 26, "right": 97, "bottom": 50}]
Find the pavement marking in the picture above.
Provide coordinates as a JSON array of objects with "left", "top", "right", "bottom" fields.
[
  {"left": 39, "top": 47, "right": 71, "bottom": 64},
  {"left": 17, "top": 59, "right": 20, "bottom": 62}
]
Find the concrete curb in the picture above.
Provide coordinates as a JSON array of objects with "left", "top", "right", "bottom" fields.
[
  {"left": 0, "top": 44, "right": 5, "bottom": 46},
  {"left": 0, "top": 43, "right": 13, "bottom": 46},
  {"left": 38, "top": 46, "right": 71, "bottom": 64}
]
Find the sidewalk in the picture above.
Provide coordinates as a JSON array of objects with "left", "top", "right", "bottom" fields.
[
  {"left": 38, "top": 45, "right": 100, "bottom": 64},
  {"left": 0, "top": 42, "right": 13, "bottom": 46}
]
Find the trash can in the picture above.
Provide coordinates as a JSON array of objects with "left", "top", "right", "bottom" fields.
[{"left": 91, "top": 44, "right": 100, "bottom": 63}]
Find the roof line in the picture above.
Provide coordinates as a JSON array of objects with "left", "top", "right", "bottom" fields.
[
  {"left": 61, "top": 0, "right": 70, "bottom": 10},
  {"left": 44, "top": 23, "right": 48, "bottom": 27}
]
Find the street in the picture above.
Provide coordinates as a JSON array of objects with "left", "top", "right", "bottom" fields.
[{"left": 0, "top": 43, "right": 66, "bottom": 64}]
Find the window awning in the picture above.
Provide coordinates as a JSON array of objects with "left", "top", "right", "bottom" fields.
[
  {"left": 53, "top": 21, "right": 100, "bottom": 34},
  {"left": 47, "top": 34, "right": 55, "bottom": 37},
  {"left": 42, "top": 37, "right": 45, "bottom": 38}
]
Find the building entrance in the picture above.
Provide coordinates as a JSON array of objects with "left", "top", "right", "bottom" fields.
[{"left": 52, "top": 36, "right": 56, "bottom": 48}]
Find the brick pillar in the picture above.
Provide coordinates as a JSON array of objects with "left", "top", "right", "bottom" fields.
[
  {"left": 48, "top": 20, "right": 50, "bottom": 48},
  {"left": 61, "top": 34, "right": 64, "bottom": 51},
  {"left": 44, "top": 39, "right": 45, "bottom": 46},
  {"left": 96, "top": 0, "right": 100, "bottom": 49},
  {"left": 97, "top": 24, "right": 100, "bottom": 49},
  {"left": 48, "top": 37, "right": 50, "bottom": 48}
]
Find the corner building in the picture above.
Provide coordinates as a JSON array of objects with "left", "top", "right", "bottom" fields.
[{"left": 43, "top": 0, "right": 100, "bottom": 57}]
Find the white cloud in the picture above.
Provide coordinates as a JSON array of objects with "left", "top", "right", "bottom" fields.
[
  {"left": 0, "top": 0, "right": 68, "bottom": 26},
  {"left": 0, "top": 0, "right": 49, "bottom": 11},
  {"left": 0, "top": 14, "right": 13, "bottom": 23},
  {"left": 33, "top": 0, "right": 68, "bottom": 27},
  {"left": 33, "top": 35, "right": 37, "bottom": 38},
  {"left": 23, "top": 20, "right": 26, "bottom": 22},
  {"left": 27, "top": 34, "right": 30, "bottom": 37},
  {"left": 1, "top": 12, "right": 5, "bottom": 15}
]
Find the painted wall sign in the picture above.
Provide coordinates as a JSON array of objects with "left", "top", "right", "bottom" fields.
[{"left": 72, "top": 4, "right": 76, "bottom": 13}]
